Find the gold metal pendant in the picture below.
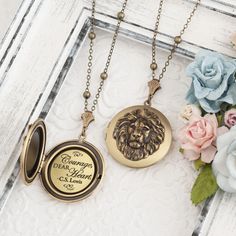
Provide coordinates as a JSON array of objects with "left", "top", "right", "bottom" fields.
[
  {"left": 106, "top": 105, "right": 172, "bottom": 168},
  {"left": 21, "top": 119, "right": 104, "bottom": 202}
]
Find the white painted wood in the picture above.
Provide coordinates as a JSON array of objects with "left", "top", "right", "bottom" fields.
[
  {"left": 194, "top": 191, "right": 224, "bottom": 236},
  {"left": 0, "top": 0, "right": 23, "bottom": 45},
  {"left": 0, "top": 0, "right": 42, "bottom": 84},
  {"left": 0, "top": 0, "right": 85, "bottom": 199},
  {"left": 197, "top": 0, "right": 236, "bottom": 15},
  {"left": 207, "top": 193, "right": 236, "bottom": 236},
  {"left": 82, "top": 0, "right": 236, "bottom": 57},
  {"left": 0, "top": 0, "right": 235, "bottom": 235},
  {"left": 0, "top": 28, "right": 202, "bottom": 236}
]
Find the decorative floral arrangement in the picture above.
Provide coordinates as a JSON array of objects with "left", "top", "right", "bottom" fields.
[{"left": 178, "top": 50, "right": 236, "bottom": 205}]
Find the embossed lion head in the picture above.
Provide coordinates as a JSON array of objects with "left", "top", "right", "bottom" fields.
[{"left": 113, "top": 108, "right": 165, "bottom": 161}]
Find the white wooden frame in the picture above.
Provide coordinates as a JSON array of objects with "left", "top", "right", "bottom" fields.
[
  {"left": 0, "top": 0, "right": 42, "bottom": 84},
  {"left": 0, "top": 0, "right": 235, "bottom": 235}
]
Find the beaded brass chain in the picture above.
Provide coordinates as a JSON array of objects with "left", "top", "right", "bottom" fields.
[
  {"left": 146, "top": 0, "right": 201, "bottom": 106},
  {"left": 83, "top": 0, "right": 128, "bottom": 113},
  {"left": 80, "top": 0, "right": 128, "bottom": 139},
  {"left": 80, "top": 0, "right": 201, "bottom": 138}
]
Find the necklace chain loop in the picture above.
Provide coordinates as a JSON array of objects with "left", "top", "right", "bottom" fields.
[
  {"left": 81, "top": 0, "right": 128, "bottom": 137},
  {"left": 83, "top": 0, "right": 201, "bottom": 135},
  {"left": 148, "top": 0, "right": 201, "bottom": 104},
  {"left": 84, "top": 0, "right": 128, "bottom": 113}
]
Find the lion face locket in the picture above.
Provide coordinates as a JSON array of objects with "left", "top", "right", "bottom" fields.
[
  {"left": 106, "top": 105, "right": 172, "bottom": 168},
  {"left": 21, "top": 119, "right": 104, "bottom": 202}
]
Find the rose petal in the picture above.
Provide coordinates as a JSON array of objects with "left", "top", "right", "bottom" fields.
[
  {"left": 181, "top": 143, "right": 201, "bottom": 153},
  {"left": 228, "top": 176, "right": 236, "bottom": 190},
  {"left": 183, "top": 149, "right": 200, "bottom": 161},
  {"left": 217, "top": 83, "right": 236, "bottom": 105},
  {"left": 192, "top": 76, "right": 212, "bottom": 99},
  {"left": 186, "top": 83, "right": 197, "bottom": 104},
  {"left": 212, "top": 147, "right": 229, "bottom": 176},
  {"left": 206, "top": 72, "right": 231, "bottom": 100},
  {"left": 226, "top": 141, "right": 236, "bottom": 179},
  {"left": 199, "top": 98, "right": 221, "bottom": 113},
  {"left": 217, "top": 126, "right": 229, "bottom": 137},
  {"left": 216, "top": 174, "right": 236, "bottom": 193},
  {"left": 201, "top": 145, "right": 217, "bottom": 163},
  {"left": 217, "top": 128, "right": 236, "bottom": 150},
  {"left": 201, "top": 138, "right": 215, "bottom": 149},
  {"left": 227, "top": 154, "right": 236, "bottom": 179}
]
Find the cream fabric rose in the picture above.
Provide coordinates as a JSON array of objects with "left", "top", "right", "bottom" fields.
[
  {"left": 213, "top": 126, "right": 236, "bottom": 193},
  {"left": 179, "top": 104, "right": 201, "bottom": 123}
]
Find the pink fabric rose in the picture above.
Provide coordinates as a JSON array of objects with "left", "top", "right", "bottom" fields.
[
  {"left": 224, "top": 108, "right": 236, "bottom": 128},
  {"left": 178, "top": 114, "right": 218, "bottom": 163}
]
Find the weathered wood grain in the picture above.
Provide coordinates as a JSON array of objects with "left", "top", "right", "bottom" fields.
[
  {"left": 0, "top": 25, "right": 202, "bottom": 236},
  {"left": 83, "top": 0, "right": 236, "bottom": 57},
  {"left": 0, "top": 0, "right": 23, "bottom": 46},
  {"left": 0, "top": 0, "right": 235, "bottom": 235},
  {"left": 0, "top": 0, "right": 42, "bottom": 85}
]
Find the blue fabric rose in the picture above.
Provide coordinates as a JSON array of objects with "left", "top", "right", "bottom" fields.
[
  {"left": 212, "top": 126, "right": 236, "bottom": 193},
  {"left": 186, "top": 51, "right": 236, "bottom": 113}
]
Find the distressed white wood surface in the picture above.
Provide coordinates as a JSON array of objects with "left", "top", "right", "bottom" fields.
[
  {"left": 0, "top": 28, "right": 202, "bottom": 236},
  {"left": 83, "top": 0, "right": 236, "bottom": 57},
  {"left": 0, "top": 0, "right": 42, "bottom": 89},
  {"left": 0, "top": 0, "right": 235, "bottom": 235},
  {"left": 0, "top": 0, "right": 23, "bottom": 45}
]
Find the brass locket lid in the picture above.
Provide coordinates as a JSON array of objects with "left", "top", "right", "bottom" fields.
[
  {"left": 21, "top": 119, "right": 104, "bottom": 202},
  {"left": 21, "top": 118, "right": 46, "bottom": 184}
]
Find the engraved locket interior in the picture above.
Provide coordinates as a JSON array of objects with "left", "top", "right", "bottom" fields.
[{"left": 21, "top": 119, "right": 104, "bottom": 202}]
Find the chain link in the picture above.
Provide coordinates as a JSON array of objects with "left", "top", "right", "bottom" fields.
[
  {"left": 151, "top": 0, "right": 201, "bottom": 83},
  {"left": 151, "top": 0, "right": 164, "bottom": 80},
  {"left": 84, "top": 0, "right": 128, "bottom": 113},
  {"left": 84, "top": 0, "right": 201, "bottom": 113}
]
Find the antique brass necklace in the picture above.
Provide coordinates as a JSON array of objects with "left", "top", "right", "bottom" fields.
[
  {"left": 20, "top": 0, "right": 128, "bottom": 202},
  {"left": 106, "top": 0, "right": 201, "bottom": 168}
]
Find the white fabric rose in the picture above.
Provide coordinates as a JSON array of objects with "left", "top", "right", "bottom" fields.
[
  {"left": 212, "top": 126, "right": 236, "bottom": 193},
  {"left": 179, "top": 104, "right": 201, "bottom": 123}
]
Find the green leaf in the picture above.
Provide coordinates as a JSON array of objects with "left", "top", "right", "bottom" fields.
[
  {"left": 179, "top": 148, "right": 184, "bottom": 154},
  {"left": 191, "top": 165, "right": 218, "bottom": 205},
  {"left": 194, "top": 159, "right": 205, "bottom": 171},
  {"left": 200, "top": 107, "right": 208, "bottom": 116},
  {"left": 216, "top": 114, "right": 223, "bottom": 126},
  {"left": 220, "top": 102, "right": 231, "bottom": 112}
]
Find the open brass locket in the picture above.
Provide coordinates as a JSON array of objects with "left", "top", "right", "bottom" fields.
[{"left": 21, "top": 119, "right": 104, "bottom": 202}]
